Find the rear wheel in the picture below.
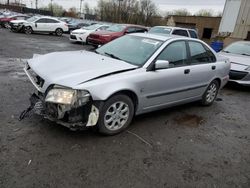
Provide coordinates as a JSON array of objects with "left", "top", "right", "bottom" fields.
[
  {"left": 201, "top": 80, "right": 219, "bottom": 106},
  {"left": 24, "top": 26, "right": 33, "bottom": 34},
  {"left": 55, "top": 28, "right": 63, "bottom": 36},
  {"left": 98, "top": 95, "right": 134, "bottom": 135}
]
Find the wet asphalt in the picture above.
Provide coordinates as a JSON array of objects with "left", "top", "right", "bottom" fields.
[{"left": 0, "top": 28, "right": 250, "bottom": 188}]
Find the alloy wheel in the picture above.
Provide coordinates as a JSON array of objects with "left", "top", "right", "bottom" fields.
[{"left": 104, "top": 101, "right": 130, "bottom": 131}]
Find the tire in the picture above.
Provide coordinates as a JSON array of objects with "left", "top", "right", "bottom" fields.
[
  {"left": 55, "top": 28, "right": 63, "bottom": 36},
  {"left": 24, "top": 26, "right": 33, "bottom": 34},
  {"left": 201, "top": 80, "right": 219, "bottom": 106},
  {"left": 97, "top": 94, "right": 134, "bottom": 135}
]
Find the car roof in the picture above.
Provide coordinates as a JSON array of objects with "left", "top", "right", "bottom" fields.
[
  {"left": 152, "top": 26, "right": 196, "bottom": 31},
  {"left": 118, "top": 23, "right": 147, "bottom": 28},
  {"left": 130, "top": 33, "right": 185, "bottom": 41}
]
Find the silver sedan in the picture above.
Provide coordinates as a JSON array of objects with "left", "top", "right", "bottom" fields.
[
  {"left": 22, "top": 33, "right": 230, "bottom": 135},
  {"left": 219, "top": 41, "right": 250, "bottom": 86}
]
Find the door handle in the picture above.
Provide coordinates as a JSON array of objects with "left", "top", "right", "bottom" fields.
[
  {"left": 184, "top": 69, "right": 190, "bottom": 74},
  {"left": 212, "top": 65, "right": 216, "bottom": 70}
]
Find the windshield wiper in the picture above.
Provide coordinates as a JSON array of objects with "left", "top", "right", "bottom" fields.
[{"left": 104, "top": 52, "right": 122, "bottom": 60}]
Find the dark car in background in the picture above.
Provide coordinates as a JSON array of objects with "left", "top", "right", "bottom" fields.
[{"left": 87, "top": 24, "right": 148, "bottom": 47}]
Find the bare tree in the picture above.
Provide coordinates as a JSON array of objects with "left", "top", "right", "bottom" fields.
[
  {"left": 195, "top": 9, "right": 214, "bottom": 17},
  {"left": 173, "top": 9, "right": 191, "bottom": 16}
]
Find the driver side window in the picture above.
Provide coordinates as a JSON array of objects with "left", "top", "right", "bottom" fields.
[{"left": 156, "top": 41, "right": 188, "bottom": 68}]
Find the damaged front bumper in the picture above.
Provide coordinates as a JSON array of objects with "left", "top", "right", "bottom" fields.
[{"left": 20, "top": 92, "right": 99, "bottom": 130}]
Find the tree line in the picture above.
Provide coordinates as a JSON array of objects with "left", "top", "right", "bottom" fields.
[{"left": 41, "top": 0, "right": 222, "bottom": 26}]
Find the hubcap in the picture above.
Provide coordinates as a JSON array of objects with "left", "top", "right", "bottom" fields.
[
  {"left": 25, "top": 28, "right": 31, "bottom": 34},
  {"left": 104, "top": 101, "right": 129, "bottom": 131},
  {"left": 57, "top": 30, "right": 62, "bottom": 35},
  {"left": 206, "top": 83, "right": 217, "bottom": 103}
]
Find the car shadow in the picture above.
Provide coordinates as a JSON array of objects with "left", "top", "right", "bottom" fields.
[{"left": 225, "top": 82, "right": 250, "bottom": 92}]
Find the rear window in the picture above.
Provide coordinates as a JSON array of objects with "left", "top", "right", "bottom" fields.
[
  {"left": 172, "top": 29, "right": 189, "bottom": 37},
  {"left": 188, "top": 30, "right": 198, "bottom": 38},
  {"left": 149, "top": 27, "right": 172, "bottom": 34}
]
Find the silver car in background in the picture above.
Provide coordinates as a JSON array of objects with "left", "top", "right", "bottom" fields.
[
  {"left": 22, "top": 33, "right": 230, "bottom": 135},
  {"left": 219, "top": 41, "right": 250, "bottom": 86}
]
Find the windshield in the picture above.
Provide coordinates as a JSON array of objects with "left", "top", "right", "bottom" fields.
[
  {"left": 84, "top": 24, "right": 101, "bottom": 30},
  {"left": 106, "top": 24, "right": 126, "bottom": 32},
  {"left": 149, "top": 27, "right": 172, "bottom": 34},
  {"left": 223, "top": 42, "right": 250, "bottom": 56},
  {"left": 96, "top": 35, "right": 163, "bottom": 66},
  {"left": 26, "top": 16, "right": 38, "bottom": 22}
]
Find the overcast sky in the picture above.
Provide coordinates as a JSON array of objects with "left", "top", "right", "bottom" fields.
[{"left": 18, "top": 0, "right": 226, "bottom": 14}]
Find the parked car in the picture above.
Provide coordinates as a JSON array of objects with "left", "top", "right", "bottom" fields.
[
  {"left": 149, "top": 26, "right": 198, "bottom": 38},
  {"left": 70, "top": 24, "right": 110, "bottom": 43},
  {"left": 87, "top": 24, "right": 148, "bottom": 47},
  {"left": 0, "top": 15, "right": 30, "bottom": 28},
  {"left": 22, "top": 33, "right": 230, "bottom": 135},
  {"left": 23, "top": 16, "right": 68, "bottom": 36},
  {"left": 219, "top": 41, "right": 250, "bottom": 86}
]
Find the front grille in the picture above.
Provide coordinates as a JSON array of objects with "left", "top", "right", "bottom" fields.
[
  {"left": 70, "top": 35, "right": 77, "bottom": 39},
  {"left": 229, "top": 70, "right": 248, "bottom": 80}
]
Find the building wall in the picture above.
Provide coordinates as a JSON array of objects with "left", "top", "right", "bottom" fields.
[
  {"left": 231, "top": 0, "right": 250, "bottom": 39},
  {"left": 167, "top": 16, "right": 221, "bottom": 43}
]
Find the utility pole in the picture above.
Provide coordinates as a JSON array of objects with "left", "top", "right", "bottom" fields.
[
  {"left": 50, "top": 0, "right": 53, "bottom": 16},
  {"left": 35, "top": 0, "right": 38, "bottom": 9},
  {"left": 7, "top": 0, "right": 10, "bottom": 5},
  {"left": 79, "top": 0, "right": 84, "bottom": 18}
]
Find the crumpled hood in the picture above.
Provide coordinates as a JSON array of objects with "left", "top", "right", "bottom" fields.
[
  {"left": 71, "top": 28, "right": 89, "bottom": 34},
  {"left": 10, "top": 20, "right": 27, "bottom": 24},
  {"left": 27, "top": 50, "right": 136, "bottom": 91},
  {"left": 219, "top": 52, "right": 250, "bottom": 71}
]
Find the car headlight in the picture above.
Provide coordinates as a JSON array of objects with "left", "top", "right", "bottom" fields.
[
  {"left": 45, "top": 88, "right": 90, "bottom": 105},
  {"left": 102, "top": 34, "right": 111, "bottom": 37},
  {"left": 79, "top": 32, "right": 85, "bottom": 35}
]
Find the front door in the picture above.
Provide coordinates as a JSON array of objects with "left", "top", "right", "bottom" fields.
[{"left": 141, "top": 40, "right": 194, "bottom": 110}]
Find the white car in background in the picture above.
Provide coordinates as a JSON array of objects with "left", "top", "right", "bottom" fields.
[
  {"left": 219, "top": 41, "right": 250, "bottom": 86},
  {"left": 23, "top": 16, "right": 68, "bottom": 36},
  {"left": 149, "top": 26, "right": 198, "bottom": 38},
  {"left": 70, "top": 24, "right": 110, "bottom": 43}
]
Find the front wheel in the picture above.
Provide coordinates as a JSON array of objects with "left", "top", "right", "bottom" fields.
[
  {"left": 201, "top": 80, "right": 219, "bottom": 106},
  {"left": 24, "top": 26, "right": 33, "bottom": 34},
  {"left": 55, "top": 28, "right": 63, "bottom": 36},
  {"left": 98, "top": 95, "right": 134, "bottom": 135}
]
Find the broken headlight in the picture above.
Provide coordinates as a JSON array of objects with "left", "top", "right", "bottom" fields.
[{"left": 45, "top": 88, "right": 90, "bottom": 105}]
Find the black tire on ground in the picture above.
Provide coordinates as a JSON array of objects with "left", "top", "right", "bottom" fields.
[
  {"left": 24, "top": 26, "right": 33, "bottom": 34},
  {"left": 55, "top": 28, "right": 63, "bottom": 36},
  {"left": 201, "top": 80, "right": 220, "bottom": 106},
  {"left": 97, "top": 94, "right": 134, "bottom": 135}
]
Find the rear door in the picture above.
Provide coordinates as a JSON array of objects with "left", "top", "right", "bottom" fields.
[
  {"left": 45, "top": 18, "right": 60, "bottom": 31},
  {"left": 185, "top": 40, "right": 218, "bottom": 96}
]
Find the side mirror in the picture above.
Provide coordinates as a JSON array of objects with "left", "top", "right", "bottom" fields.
[{"left": 155, "top": 60, "right": 169, "bottom": 70}]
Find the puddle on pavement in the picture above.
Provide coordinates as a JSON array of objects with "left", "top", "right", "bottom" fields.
[{"left": 174, "top": 114, "right": 204, "bottom": 127}]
